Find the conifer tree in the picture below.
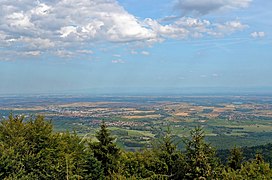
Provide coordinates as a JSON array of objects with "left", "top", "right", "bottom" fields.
[
  {"left": 228, "top": 147, "right": 243, "bottom": 170},
  {"left": 90, "top": 122, "right": 120, "bottom": 176},
  {"left": 183, "top": 126, "right": 219, "bottom": 179},
  {"left": 152, "top": 127, "right": 184, "bottom": 179}
]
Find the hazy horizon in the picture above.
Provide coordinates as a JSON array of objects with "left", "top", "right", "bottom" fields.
[{"left": 1, "top": 87, "right": 272, "bottom": 97}]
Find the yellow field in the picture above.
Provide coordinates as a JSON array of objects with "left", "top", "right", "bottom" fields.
[
  {"left": 123, "top": 114, "right": 161, "bottom": 119},
  {"left": 1, "top": 107, "right": 45, "bottom": 111},
  {"left": 175, "top": 112, "right": 189, "bottom": 116},
  {"left": 129, "top": 110, "right": 155, "bottom": 114}
]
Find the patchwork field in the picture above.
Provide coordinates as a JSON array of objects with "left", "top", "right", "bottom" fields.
[{"left": 1, "top": 95, "right": 272, "bottom": 150}]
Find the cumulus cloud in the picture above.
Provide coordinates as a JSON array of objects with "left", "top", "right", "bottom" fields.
[
  {"left": 130, "top": 50, "right": 138, "bottom": 55},
  {"left": 0, "top": 0, "right": 157, "bottom": 57},
  {"left": 145, "top": 18, "right": 247, "bottom": 39},
  {"left": 0, "top": 31, "right": 8, "bottom": 43},
  {"left": 212, "top": 20, "right": 248, "bottom": 36},
  {"left": 141, "top": 51, "right": 150, "bottom": 56},
  {"left": 18, "top": 37, "right": 55, "bottom": 49},
  {"left": 212, "top": 73, "right": 219, "bottom": 78},
  {"left": 48, "top": 0, "right": 156, "bottom": 43},
  {"left": 24, "top": 51, "right": 41, "bottom": 56},
  {"left": 55, "top": 50, "right": 74, "bottom": 58},
  {"left": 77, "top": 49, "right": 93, "bottom": 54},
  {"left": 112, "top": 59, "right": 125, "bottom": 63},
  {"left": 175, "top": 0, "right": 251, "bottom": 15},
  {"left": 5, "top": 12, "right": 34, "bottom": 29},
  {"left": 0, "top": 0, "right": 249, "bottom": 59},
  {"left": 113, "top": 54, "right": 121, "bottom": 58},
  {"left": 145, "top": 18, "right": 189, "bottom": 39},
  {"left": 251, "top": 31, "right": 265, "bottom": 38}
]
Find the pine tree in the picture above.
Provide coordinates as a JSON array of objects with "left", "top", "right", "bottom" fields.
[
  {"left": 90, "top": 122, "right": 120, "bottom": 176},
  {"left": 152, "top": 127, "right": 184, "bottom": 179},
  {"left": 183, "top": 126, "right": 219, "bottom": 179},
  {"left": 221, "top": 154, "right": 272, "bottom": 179},
  {"left": 228, "top": 147, "right": 243, "bottom": 170}
]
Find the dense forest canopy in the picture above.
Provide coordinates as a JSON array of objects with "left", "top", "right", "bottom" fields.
[{"left": 1, "top": 114, "right": 272, "bottom": 179}]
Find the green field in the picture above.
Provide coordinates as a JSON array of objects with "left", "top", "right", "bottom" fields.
[{"left": 1, "top": 95, "right": 272, "bottom": 150}]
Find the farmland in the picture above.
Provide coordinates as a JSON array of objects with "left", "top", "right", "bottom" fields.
[{"left": 1, "top": 94, "right": 272, "bottom": 150}]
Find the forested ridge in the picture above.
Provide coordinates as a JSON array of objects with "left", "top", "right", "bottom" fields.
[{"left": 1, "top": 114, "right": 272, "bottom": 179}]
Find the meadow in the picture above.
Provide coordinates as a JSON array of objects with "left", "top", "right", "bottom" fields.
[{"left": 1, "top": 95, "right": 272, "bottom": 150}]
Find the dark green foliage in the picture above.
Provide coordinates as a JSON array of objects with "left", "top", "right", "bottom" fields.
[
  {"left": 183, "top": 126, "right": 219, "bottom": 179},
  {"left": 117, "top": 128, "right": 185, "bottom": 179},
  {"left": 1, "top": 114, "right": 272, "bottom": 179},
  {"left": 152, "top": 127, "right": 185, "bottom": 179},
  {"left": 218, "top": 143, "right": 272, "bottom": 166},
  {"left": 0, "top": 114, "right": 56, "bottom": 179},
  {"left": 84, "top": 152, "right": 104, "bottom": 180},
  {"left": 0, "top": 114, "right": 104, "bottom": 179},
  {"left": 221, "top": 156, "right": 272, "bottom": 179},
  {"left": 228, "top": 147, "right": 243, "bottom": 170},
  {"left": 90, "top": 122, "right": 120, "bottom": 176},
  {"left": 120, "top": 150, "right": 168, "bottom": 179}
]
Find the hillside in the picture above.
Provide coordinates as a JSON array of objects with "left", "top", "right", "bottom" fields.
[{"left": 1, "top": 114, "right": 272, "bottom": 179}]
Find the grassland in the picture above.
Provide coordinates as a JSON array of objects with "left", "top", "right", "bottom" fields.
[{"left": 1, "top": 95, "right": 272, "bottom": 150}]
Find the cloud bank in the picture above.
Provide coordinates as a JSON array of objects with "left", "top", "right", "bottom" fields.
[
  {"left": 0, "top": 0, "right": 249, "bottom": 59},
  {"left": 175, "top": 0, "right": 251, "bottom": 15}
]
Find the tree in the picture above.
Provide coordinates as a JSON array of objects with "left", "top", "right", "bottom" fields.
[
  {"left": 221, "top": 155, "right": 272, "bottom": 179},
  {"left": 84, "top": 152, "right": 104, "bottom": 180},
  {"left": 228, "top": 147, "right": 243, "bottom": 170},
  {"left": 183, "top": 126, "right": 219, "bottom": 179},
  {"left": 90, "top": 122, "right": 120, "bottom": 176},
  {"left": 0, "top": 114, "right": 56, "bottom": 179},
  {"left": 152, "top": 127, "right": 184, "bottom": 179},
  {"left": 119, "top": 150, "right": 162, "bottom": 179},
  {"left": 0, "top": 114, "right": 104, "bottom": 179}
]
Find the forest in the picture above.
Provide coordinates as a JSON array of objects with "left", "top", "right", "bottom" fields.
[{"left": 1, "top": 114, "right": 272, "bottom": 179}]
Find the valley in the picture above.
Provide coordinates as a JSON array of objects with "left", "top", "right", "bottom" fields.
[{"left": 1, "top": 95, "right": 272, "bottom": 150}]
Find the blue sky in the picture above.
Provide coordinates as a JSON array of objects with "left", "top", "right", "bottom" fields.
[{"left": 0, "top": 0, "right": 271, "bottom": 94}]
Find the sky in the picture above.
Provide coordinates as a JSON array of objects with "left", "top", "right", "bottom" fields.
[{"left": 0, "top": 0, "right": 272, "bottom": 95}]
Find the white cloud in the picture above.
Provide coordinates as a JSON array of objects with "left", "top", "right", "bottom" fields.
[
  {"left": 0, "top": 0, "right": 157, "bottom": 51},
  {"left": 105, "top": 12, "right": 156, "bottom": 42},
  {"left": 55, "top": 50, "right": 74, "bottom": 58},
  {"left": 145, "top": 18, "right": 189, "bottom": 39},
  {"left": 251, "top": 31, "right": 265, "bottom": 38},
  {"left": 59, "top": 26, "right": 78, "bottom": 38},
  {"left": 0, "top": 0, "right": 165, "bottom": 60},
  {"left": 77, "top": 50, "right": 93, "bottom": 54},
  {"left": 18, "top": 37, "right": 55, "bottom": 49},
  {"left": 112, "top": 59, "right": 124, "bottom": 63},
  {"left": 31, "top": 3, "right": 52, "bottom": 16},
  {"left": 0, "top": 0, "right": 249, "bottom": 59},
  {"left": 212, "top": 20, "right": 248, "bottom": 36},
  {"left": 212, "top": 73, "right": 219, "bottom": 78},
  {"left": 141, "top": 51, "right": 150, "bottom": 56},
  {"left": 130, "top": 50, "right": 138, "bottom": 55},
  {"left": 145, "top": 18, "right": 247, "bottom": 39},
  {"left": 5, "top": 12, "right": 34, "bottom": 29},
  {"left": 0, "top": 31, "right": 8, "bottom": 42},
  {"left": 24, "top": 50, "right": 41, "bottom": 56},
  {"left": 51, "top": 0, "right": 156, "bottom": 43},
  {"left": 113, "top": 54, "right": 121, "bottom": 57},
  {"left": 175, "top": 0, "right": 252, "bottom": 15}
]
